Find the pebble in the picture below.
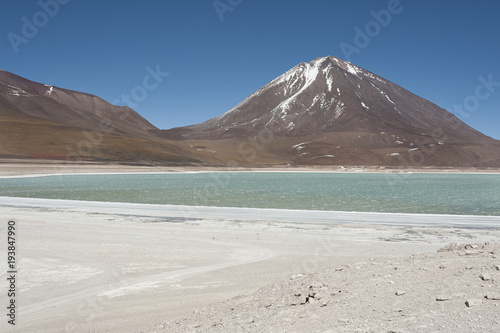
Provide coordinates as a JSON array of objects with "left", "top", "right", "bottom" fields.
[
  {"left": 436, "top": 295, "right": 452, "bottom": 301},
  {"left": 320, "top": 299, "right": 331, "bottom": 307},
  {"left": 486, "top": 293, "right": 500, "bottom": 301},
  {"left": 314, "top": 292, "right": 325, "bottom": 300},
  {"left": 465, "top": 299, "right": 482, "bottom": 307},
  {"left": 260, "top": 300, "right": 273, "bottom": 308},
  {"left": 297, "top": 295, "right": 308, "bottom": 305},
  {"left": 310, "top": 281, "right": 325, "bottom": 289},
  {"left": 480, "top": 273, "right": 492, "bottom": 281}
]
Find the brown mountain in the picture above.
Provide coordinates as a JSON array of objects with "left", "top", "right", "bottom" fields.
[
  {"left": 0, "top": 70, "right": 199, "bottom": 164},
  {"left": 166, "top": 56, "right": 500, "bottom": 167},
  {"left": 2, "top": 57, "right": 500, "bottom": 168}
]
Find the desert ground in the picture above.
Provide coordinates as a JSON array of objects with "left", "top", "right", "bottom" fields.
[
  {"left": 1, "top": 159, "right": 500, "bottom": 177},
  {"left": 0, "top": 162, "right": 499, "bottom": 332}
]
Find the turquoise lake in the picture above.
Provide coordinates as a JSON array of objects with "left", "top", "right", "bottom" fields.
[{"left": 0, "top": 172, "right": 499, "bottom": 216}]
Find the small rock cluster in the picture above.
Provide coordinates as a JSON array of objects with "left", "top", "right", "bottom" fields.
[{"left": 150, "top": 243, "right": 500, "bottom": 333}]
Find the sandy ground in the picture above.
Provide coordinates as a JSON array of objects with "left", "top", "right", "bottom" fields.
[
  {"left": 155, "top": 243, "right": 500, "bottom": 333},
  {"left": 0, "top": 198, "right": 499, "bottom": 333},
  {"left": 0, "top": 159, "right": 499, "bottom": 177}
]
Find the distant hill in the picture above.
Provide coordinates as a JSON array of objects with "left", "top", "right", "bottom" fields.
[{"left": 0, "top": 69, "right": 199, "bottom": 164}]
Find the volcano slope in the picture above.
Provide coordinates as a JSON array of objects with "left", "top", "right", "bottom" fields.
[{"left": 165, "top": 56, "right": 500, "bottom": 167}]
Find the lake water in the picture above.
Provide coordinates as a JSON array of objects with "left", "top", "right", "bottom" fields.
[{"left": 0, "top": 172, "right": 499, "bottom": 216}]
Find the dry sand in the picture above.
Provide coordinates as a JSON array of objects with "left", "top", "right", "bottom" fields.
[
  {"left": 0, "top": 162, "right": 499, "bottom": 332},
  {"left": 155, "top": 243, "right": 500, "bottom": 333},
  {"left": 0, "top": 198, "right": 499, "bottom": 333},
  {"left": 0, "top": 159, "right": 499, "bottom": 177}
]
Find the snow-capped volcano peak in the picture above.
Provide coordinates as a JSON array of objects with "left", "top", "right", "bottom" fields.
[
  {"left": 310, "top": 56, "right": 364, "bottom": 77},
  {"left": 180, "top": 56, "right": 486, "bottom": 145}
]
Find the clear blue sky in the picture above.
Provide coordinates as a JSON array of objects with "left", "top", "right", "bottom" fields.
[{"left": 1, "top": 0, "right": 499, "bottom": 139}]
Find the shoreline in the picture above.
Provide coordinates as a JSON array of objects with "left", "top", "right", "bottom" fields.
[
  {"left": 3, "top": 194, "right": 500, "bottom": 332},
  {"left": 2, "top": 199, "right": 500, "bottom": 332},
  {"left": 2, "top": 196, "right": 500, "bottom": 227},
  {"left": 0, "top": 159, "right": 499, "bottom": 177},
  {"left": 2, "top": 169, "right": 500, "bottom": 179},
  {"left": 2, "top": 160, "right": 499, "bottom": 332}
]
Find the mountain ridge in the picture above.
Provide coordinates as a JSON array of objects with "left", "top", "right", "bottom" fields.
[
  {"left": 0, "top": 70, "right": 200, "bottom": 164},
  {"left": 1, "top": 57, "right": 499, "bottom": 167},
  {"left": 0, "top": 70, "right": 158, "bottom": 137}
]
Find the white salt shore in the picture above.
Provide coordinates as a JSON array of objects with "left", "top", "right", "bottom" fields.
[
  {"left": 2, "top": 196, "right": 500, "bottom": 228},
  {"left": 1, "top": 197, "right": 499, "bottom": 332}
]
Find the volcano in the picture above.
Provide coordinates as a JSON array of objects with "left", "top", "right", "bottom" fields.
[{"left": 167, "top": 56, "right": 500, "bottom": 167}]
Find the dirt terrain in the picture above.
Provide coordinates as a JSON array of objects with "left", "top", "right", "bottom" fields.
[
  {"left": 1, "top": 199, "right": 499, "bottom": 333},
  {"left": 151, "top": 243, "right": 500, "bottom": 333},
  {"left": 0, "top": 159, "right": 499, "bottom": 178}
]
